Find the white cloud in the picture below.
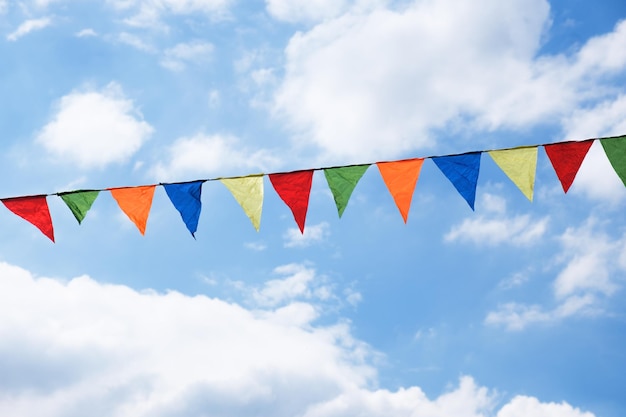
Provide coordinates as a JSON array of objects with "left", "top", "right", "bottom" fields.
[
  {"left": 486, "top": 217, "right": 626, "bottom": 331},
  {"left": 445, "top": 214, "right": 548, "bottom": 247},
  {"left": 553, "top": 218, "right": 624, "bottom": 299},
  {"left": 244, "top": 241, "right": 267, "bottom": 251},
  {"left": 117, "top": 31, "right": 156, "bottom": 52},
  {"left": 7, "top": 17, "right": 52, "bottom": 41},
  {"left": 485, "top": 295, "right": 597, "bottom": 331},
  {"left": 160, "top": 41, "right": 214, "bottom": 71},
  {"left": 0, "top": 0, "right": 8, "bottom": 14},
  {"left": 497, "top": 395, "right": 596, "bottom": 417},
  {"left": 0, "top": 260, "right": 596, "bottom": 416},
  {"left": 75, "top": 28, "right": 97, "bottom": 37},
  {"left": 273, "top": 2, "right": 626, "bottom": 162},
  {"left": 266, "top": 0, "right": 351, "bottom": 23},
  {"left": 250, "top": 263, "right": 328, "bottom": 307},
  {"left": 109, "top": 0, "right": 234, "bottom": 28},
  {"left": 284, "top": 221, "right": 331, "bottom": 247},
  {"left": 36, "top": 82, "right": 154, "bottom": 169},
  {"left": 150, "top": 133, "right": 279, "bottom": 179}
]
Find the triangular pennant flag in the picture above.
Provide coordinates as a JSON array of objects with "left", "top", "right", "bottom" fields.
[
  {"left": 269, "top": 170, "right": 314, "bottom": 233},
  {"left": 432, "top": 152, "right": 481, "bottom": 210},
  {"left": 324, "top": 165, "right": 370, "bottom": 217},
  {"left": 488, "top": 147, "right": 538, "bottom": 201},
  {"left": 221, "top": 175, "right": 264, "bottom": 231},
  {"left": 600, "top": 135, "right": 626, "bottom": 186},
  {"left": 377, "top": 159, "right": 424, "bottom": 222},
  {"left": 2, "top": 195, "right": 55, "bottom": 242},
  {"left": 109, "top": 185, "right": 156, "bottom": 235},
  {"left": 544, "top": 140, "right": 593, "bottom": 193},
  {"left": 163, "top": 181, "right": 203, "bottom": 238},
  {"left": 59, "top": 190, "right": 100, "bottom": 224}
]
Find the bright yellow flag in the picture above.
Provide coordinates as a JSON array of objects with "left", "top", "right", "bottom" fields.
[
  {"left": 109, "top": 185, "right": 156, "bottom": 235},
  {"left": 488, "top": 147, "right": 538, "bottom": 201},
  {"left": 221, "top": 175, "right": 264, "bottom": 231}
]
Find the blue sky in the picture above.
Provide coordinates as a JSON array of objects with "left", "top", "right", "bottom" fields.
[{"left": 0, "top": 0, "right": 625, "bottom": 416}]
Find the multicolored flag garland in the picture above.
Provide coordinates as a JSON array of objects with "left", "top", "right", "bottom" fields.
[{"left": 0, "top": 135, "right": 625, "bottom": 242}]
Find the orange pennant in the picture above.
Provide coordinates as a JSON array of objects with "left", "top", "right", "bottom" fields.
[
  {"left": 377, "top": 158, "right": 424, "bottom": 223},
  {"left": 109, "top": 185, "right": 156, "bottom": 235}
]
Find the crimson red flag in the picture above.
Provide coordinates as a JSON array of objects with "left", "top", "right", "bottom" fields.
[
  {"left": 269, "top": 170, "right": 314, "bottom": 233},
  {"left": 2, "top": 195, "right": 55, "bottom": 242},
  {"left": 544, "top": 140, "right": 594, "bottom": 193}
]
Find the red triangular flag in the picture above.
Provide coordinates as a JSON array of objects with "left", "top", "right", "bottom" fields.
[
  {"left": 2, "top": 195, "right": 55, "bottom": 242},
  {"left": 544, "top": 139, "right": 594, "bottom": 193},
  {"left": 269, "top": 170, "right": 314, "bottom": 233}
]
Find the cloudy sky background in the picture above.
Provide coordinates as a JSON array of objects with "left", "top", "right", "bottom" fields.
[{"left": 0, "top": 0, "right": 625, "bottom": 416}]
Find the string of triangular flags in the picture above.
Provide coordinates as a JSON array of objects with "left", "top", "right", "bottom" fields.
[{"left": 3, "top": 135, "right": 626, "bottom": 242}]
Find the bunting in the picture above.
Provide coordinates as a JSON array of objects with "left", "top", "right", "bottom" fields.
[
  {"left": 324, "top": 165, "right": 370, "bottom": 217},
  {"left": 488, "top": 147, "right": 538, "bottom": 201},
  {"left": 163, "top": 181, "right": 203, "bottom": 237},
  {"left": 59, "top": 190, "right": 100, "bottom": 224},
  {"left": 0, "top": 135, "right": 623, "bottom": 242},
  {"left": 544, "top": 140, "right": 593, "bottom": 193},
  {"left": 377, "top": 159, "right": 424, "bottom": 223},
  {"left": 221, "top": 175, "right": 264, "bottom": 231},
  {"left": 110, "top": 185, "right": 156, "bottom": 235},
  {"left": 600, "top": 135, "right": 626, "bottom": 186},
  {"left": 432, "top": 153, "right": 481, "bottom": 210},
  {"left": 269, "top": 170, "right": 313, "bottom": 233},
  {"left": 2, "top": 195, "right": 55, "bottom": 242}
]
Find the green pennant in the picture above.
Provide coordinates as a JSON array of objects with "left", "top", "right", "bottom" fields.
[
  {"left": 59, "top": 190, "right": 100, "bottom": 224},
  {"left": 324, "top": 165, "right": 370, "bottom": 217},
  {"left": 600, "top": 136, "right": 626, "bottom": 186}
]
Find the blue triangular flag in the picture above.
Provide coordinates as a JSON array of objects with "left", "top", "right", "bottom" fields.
[
  {"left": 163, "top": 181, "right": 203, "bottom": 238},
  {"left": 432, "top": 152, "right": 481, "bottom": 210}
]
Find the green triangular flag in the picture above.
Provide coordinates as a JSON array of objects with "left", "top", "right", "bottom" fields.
[
  {"left": 59, "top": 190, "right": 100, "bottom": 224},
  {"left": 600, "top": 136, "right": 626, "bottom": 186},
  {"left": 324, "top": 165, "right": 370, "bottom": 217}
]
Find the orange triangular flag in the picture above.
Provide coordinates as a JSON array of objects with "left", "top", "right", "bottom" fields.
[
  {"left": 377, "top": 159, "right": 424, "bottom": 223},
  {"left": 109, "top": 185, "right": 156, "bottom": 235}
]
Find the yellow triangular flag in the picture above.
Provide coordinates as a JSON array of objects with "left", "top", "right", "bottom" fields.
[
  {"left": 488, "top": 147, "right": 538, "bottom": 201},
  {"left": 221, "top": 175, "right": 264, "bottom": 231}
]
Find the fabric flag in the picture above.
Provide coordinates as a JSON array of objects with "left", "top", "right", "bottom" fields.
[
  {"left": 432, "top": 152, "right": 481, "bottom": 210},
  {"left": 109, "top": 185, "right": 156, "bottom": 235},
  {"left": 221, "top": 175, "right": 264, "bottom": 231},
  {"left": 488, "top": 147, "right": 538, "bottom": 201},
  {"left": 600, "top": 135, "right": 626, "bottom": 186},
  {"left": 269, "top": 170, "right": 314, "bottom": 233},
  {"left": 2, "top": 195, "right": 55, "bottom": 242},
  {"left": 377, "top": 159, "right": 424, "bottom": 222},
  {"left": 544, "top": 140, "right": 593, "bottom": 193},
  {"left": 163, "top": 181, "right": 203, "bottom": 238},
  {"left": 59, "top": 190, "right": 100, "bottom": 224},
  {"left": 324, "top": 165, "right": 370, "bottom": 217}
]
